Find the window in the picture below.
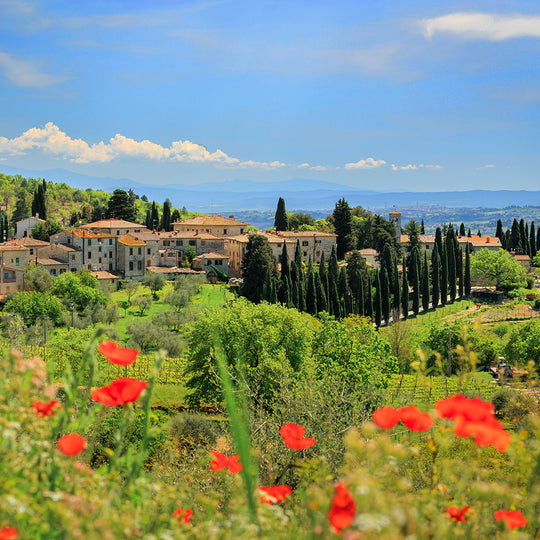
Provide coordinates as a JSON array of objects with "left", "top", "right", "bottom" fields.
[
  {"left": 109, "top": 239, "right": 113, "bottom": 245},
  {"left": 71, "top": 255, "right": 75, "bottom": 261},
  {"left": 223, "top": 229, "right": 227, "bottom": 234},
  {"left": 147, "top": 259, "right": 151, "bottom": 266},
  {"left": 15, "top": 257, "right": 19, "bottom": 266},
  {"left": 302, "top": 241, "right": 309, "bottom": 246},
  {"left": 137, "top": 261, "right": 142, "bottom": 270},
  {"left": 88, "top": 251, "right": 92, "bottom": 259},
  {"left": 201, "top": 241, "right": 206, "bottom": 246},
  {"left": 129, "top": 261, "right": 133, "bottom": 271},
  {"left": 206, "top": 260, "right": 211, "bottom": 266},
  {"left": 303, "top": 251, "right": 307, "bottom": 257},
  {"left": 104, "top": 253, "right": 107, "bottom": 258},
  {"left": 116, "top": 230, "right": 120, "bottom": 235},
  {"left": 147, "top": 248, "right": 151, "bottom": 255},
  {"left": 98, "top": 246, "right": 102, "bottom": 252},
  {"left": 30, "top": 248, "right": 34, "bottom": 255},
  {"left": 138, "top": 248, "right": 142, "bottom": 255},
  {"left": 3, "top": 270, "right": 15, "bottom": 282},
  {"left": 189, "top": 240, "right": 196, "bottom": 246},
  {"left": 88, "top": 239, "right": 92, "bottom": 246},
  {"left": 240, "top": 228, "right": 244, "bottom": 234},
  {"left": 216, "top": 260, "right": 223, "bottom": 266},
  {"left": 129, "top": 248, "right": 133, "bottom": 256},
  {"left": 176, "top": 240, "right": 181, "bottom": 246},
  {"left": 99, "top": 258, "right": 102, "bottom": 264},
  {"left": 426, "top": 245, "right": 430, "bottom": 249}
]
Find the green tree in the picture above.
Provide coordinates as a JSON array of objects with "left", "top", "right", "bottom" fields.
[
  {"left": 288, "top": 212, "right": 314, "bottom": 230},
  {"left": 161, "top": 199, "right": 172, "bottom": 232},
  {"left": 274, "top": 197, "right": 289, "bottom": 231},
  {"left": 24, "top": 264, "right": 52, "bottom": 292},
  {"left": 132, "top": 294, "right": 153, "bottom": 316},
  {"left": 410, "top": 247, "right": 420, "bottom": 316},
  {"left": 151, "top": 201, "right": 159, "bottom": 230},
  {"left": 440, "top": 242, "right": 448, "bottom": 306},
  {"left": 401, "top": 257, "right": 409, "bottom": 319},
  {"left": 31, "top": 220, "right": 63, "bottom": 241},
  {"left": 107, "top": 189, "right": 137, "bottom": 221},
  {"left": 510, "top": 219, "right": 521, "bottom": 253},
  {"left": 280, "top": 241, "right": 290, "bottom": 282},
  {"left": 431, "top": 244, "right": 440, "bottom": 308},
  {"left": 4, "top": 291, "right": 64, "bottom": 325},
  {"left": 142, "top": 271, "right": 166, "bottom": 299},
  {"left": 422, "top": 252, "right": 430, "bottom": 312},
  {"left": 470, "top": 248, "right": 527, "bottom": 291},
  {"left": 305, "top": 263, "right": 317, "bottom": 315},
  {"left": 446, "top": 227, "right": 457, "bottom": 302},
  {"left": 530, "top": 221, "right": 537, "bottom": 258},
  {"left": 373, "top": 270, "right": 382, "bottom": 327},
  {"left": 12, "top": 188, "right": 30, "bottom": 223},
  {"left": 241, "top": 235, "right": 278, "bottom": 304},
  {"left": 332, "top": 198, "right": 353, "bottom": 259},
  {"left": 31, "top": 181, "right": 47, "bottom": 221},
  {"left": 380, "top": 267, "right": 390, "bottom": 325},
  {"left": 315, "top": 272, "right": 327, "bottom": 313},
  {"left": 50, "top": 272, "right": 107, "bottom": 311},
  {"left": 183, "top": 245, "right": 196, "bottom": 264},
  {"left": 184, "top": 300, "right": 313, "bottom": 406},
  {"left": 464, "top": 245, "right": 471, "bottom": 296}
]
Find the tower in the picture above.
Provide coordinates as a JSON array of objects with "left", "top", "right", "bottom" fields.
[{"left": 389, "top": 211, "right": 402, "bottom": 237}]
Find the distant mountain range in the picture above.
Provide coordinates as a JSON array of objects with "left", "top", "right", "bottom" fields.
[{"left": 2, "top": 165, "right": 540, "bottom": 214}]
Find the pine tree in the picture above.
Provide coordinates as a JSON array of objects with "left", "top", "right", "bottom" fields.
[
  {"left": 280, "top": 241, "right": 290, "bottom": 282},
  {"left": 315, "top": 272, "right": 327, "bottom": 313},
  {"left": 332, "top": 198, "right": 353, "bottom": 259},
  {"left": 31, "top": 181, "right": 47, "bottom": 220},
  {"left": 464, "top": 245, "right": 471, "bottom": 296},
  {"left": 441, "top": 241, "right": 448, "bottom": 306},
  {"left": 381, "top": 267, "right": 390, "bottom": 325},
  {"left": 274, "top": 197, "right": 289, "bottom": 231},
  {"left": 422, "top": 251, "right": 430, "bottom": 312},
  {"left": 12, "top": 188, "right": 29, "bottom": 223},
  {"left": 374, "top": 270, "right": 382, "bottom": 327},
  {"left": 431, "top": 245, "right": 440, "bottom": 309},
  {"left": 401, "top": 258, "right": 409, "bottom": 320}
]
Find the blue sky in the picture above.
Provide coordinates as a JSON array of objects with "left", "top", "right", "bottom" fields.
[{"left": 0, "top": 0, "right": 539, "bottom": 191}]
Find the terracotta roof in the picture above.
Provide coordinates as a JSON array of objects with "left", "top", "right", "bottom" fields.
[
  {"left": 0, "top": 244, "right": 28, "bottom": 251},
  {"left": 147, "top": 266, "right": 205, "bottom": 274},
  {"left": 400, "top": 234, "right": 436, "bottom": 244},
  {"left": 388, "top": 211, "right": 402, "bottom": 215},
  {"left": 514, "top": 255, "right": 531, "bottom": 261},
  {"left": 62, "top": 229, "right": 117, "bottom": 239},
  {"left": 359, "top": 248, "right": 378, "bottom": 256},
  {"left": 36, "top": 257, "right": 66, "bottom": 266},
  {"left": 10, "top": 238, "right": 50, "bottom": 247},
  {"left": 79, "top": 219, "right": 147, "bottom": 229},
  {"left": 458, "top": 235, "right": 501, "bottom": 247},
  {"left": 90, "top": 271, "right": 119, "bottom": 280},
  {"left": 274, "top": 231, "right": 337, "bottom": 238},
  {"left": 118, "top": 234, "right": 146, "bottom": 246},
  {"left": 226, "top": 232, "right": 296, "bottom": 245},
  {"left": 174, "top": 215, "right": 249, "bottom": 226},
  {"left": 194, "top": 252, "right": 230, "bottom": 259}
]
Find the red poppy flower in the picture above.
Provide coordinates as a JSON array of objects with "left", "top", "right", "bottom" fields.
[
  {"left": 91, "top": 378, "right": 147, "bottom": 406},
  {"left": 454, "top": 419, "right": 511, "bottom": 453},
  {"left": 445, "top": 506, "right": 471, "bottom": 523},
  {"left": 328, "top": 481, "right": 356, "bottom": 535},
  {"left": 372, "top": 406, "right": 400, "bottom": 429},
  {"left": 98, "top": 340, "right": 138, "bottom": 366},
  {"left": 399, "top": 406, "right": 434, "bottom": 432},
  {"left": 494, "top": 510, "right": 527, "bottom": 529},
  {"left": 31, "top": 400, "right": 59, "bottom": 417},
  {"left": 0, "top": 527, "right": 18, "bottom": 539},
  {"left": 173, "top": 508, "right": 193, "bottom": 524},
  {"left": 435, "top": 394, "right": 494, "bottom": 423},
  {"left": 280, "top": 423, "right": 316, "bottom": 450},
  {"left": 209, "top": 451, "right": 242, "bottom": 474},
  {"left": 57, "top": 433, "right": 86, "bottom": 456},
  {"left": 258, "top": 485, "right": 292, "bottom": 504}
]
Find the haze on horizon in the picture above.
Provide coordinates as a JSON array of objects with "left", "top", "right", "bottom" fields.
[{"left": 0, "top": 0, "right": 539, "bottom": 191}]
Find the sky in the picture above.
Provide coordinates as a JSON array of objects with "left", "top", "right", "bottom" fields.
[{"left": 0, "top": 0, "right": 539, "bottom": 191}]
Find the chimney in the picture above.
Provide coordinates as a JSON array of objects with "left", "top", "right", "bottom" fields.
[
  {"left": 229, "top": 215, "right": 234, "bottom": 219},
  {"left": 486, "top": 237, "right": 490, "bottom": 243}
]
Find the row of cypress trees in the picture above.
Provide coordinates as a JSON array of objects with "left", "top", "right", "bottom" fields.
[
  {"left": 495, "top": 218, "right": 539, "bottom": 258},
  {"left": 258, "top": 227, "right": 472, "bottom": 326}
]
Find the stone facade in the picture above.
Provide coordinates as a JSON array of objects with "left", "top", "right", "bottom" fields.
[{"left": 173, "top": 215, "right": 248, "bottom": 236}]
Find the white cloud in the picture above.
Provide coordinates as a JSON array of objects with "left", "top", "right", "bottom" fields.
[
  {"left": 422, "top": 12, "right": 540, "bottom": 41},
  {"left": 391, "top": 163, "right": 442, "bottom": 171},
  {"left": 0, "top": 122, "right": 287, "bottom": 169},
  {"left": 477, "top": 164, "right": 496, "bottom": 169},
  {"left": 0, "top": 50, "right": 66, "bottom": 88},
  {"left": 344, "top": 158, "right": 386, "bottom": 170},
  {"left": 297, "top": 163, "right": 327, "bottom": 171}
]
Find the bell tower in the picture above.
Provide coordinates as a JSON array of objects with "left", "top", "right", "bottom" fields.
[{"left": 389, "top": 211, "right": 402, "bottom": 237}]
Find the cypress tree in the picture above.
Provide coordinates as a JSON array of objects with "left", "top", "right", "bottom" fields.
[
  {"left": 328, "top": 245, "right": 340, "bottom": 288},
  {"left": 510, "top": 219, "right": 521, "bottom": 252},
  {"left": 530, "top": 221, "right": 537, "bottom": 258},
  {"left": 374, "top": 270, "right": 382, "bottom": 327},
  {"left": 280, "top": 241, "right": 290, "bottom": 282},
  {"left": 441, "top": 241, "right": 448, "bottom": 306},
  {"left": 145, "top": 209, "right": 152, "bottom": 230},
  {"left": 269, "top": 279, "right": 278, "bottom": 304},
  {"left": 319, "top": 251, "right": 329, "bottom": 300},
  {"left": 495, "top": 219, "right": 504, "bottom": 242},
  {"left": 330, "top": 278, "right": 341, "bottom": 319},
  {"left": 306, "top": 266, "right": 317, "bottom": 315},
  {"left": 467, "top": 229, "right": 472, "bottom": 237},
  {"left": 297, "top": 278, "right": 306, "bottom": 312},
  {"left": 357, "top": 272, "right": 365, "bottom": 316},
  {"left": 420, "top": 219, "right": 425, "bottom": 234},
  {"left": 364, "top": 272, "right": 373, "bottom": 321},
  {"left": 519, "top": 219, "right": 527, "bottom": 255},
  {"left": 431, "top": 245, "right": 440, "bottom": 308},
  {"left": 291, "top": 273, "right": 299, "bottom": 308},
  {"left": 339, "top": 267, "right": 353, "bottom": 316},
  {"left": 381, "top": 244, "right": 394, "bottom": 295},
  {"left": 447, "top": 228, "right": 456, "bottom": 302},
  {"left": 457, "top": 247, "right": 464, "bottom": 298},
  {"left": 464, "top": 245, "right": 471, "bottom": 296},
  {"left": 459, "top": 222, "right": 466, "bottom": 237},
  {"left": 435, "top": 227, "right": 443, "bottom": 260},
  {"left": 241, "top": 235, "right": 278, "bottom": 303},
  {"left": 401, "top": 258, "right": 409, "bottom": 320},
  {"left": 381, "top": 267, "right": 390, "bottom": 325},
  {"left": 332, "top": 198, "right": 353, "bottom": 259},
  {"left": 392, "top": 257, "right": 400, "bottom": 319},
  {"left": 294, "top": 240, "right": 303, "bottom": 272},
  {"left": 422, "top": 251, "right": 430, "bottom": 312},
  {"left": 315, "top": 272, "right": 327, "bottom": 313},
  {"left": 151, "top": 201, "right": 159, "bottom": 230},
  {"left": 171, "top": 208, "right": 180, "bottom": 225},
  {"left": 262, "top": 270, "right": 271, "bottom": 302},
  {"left": 161, "top": 199, "right": 172, "bottom": 231},
  {"left": 274, "top": 197, "right": 289, "bottom": 231},
  {"left": 411, "top": 248, "right": 420, "bottom": 316}
]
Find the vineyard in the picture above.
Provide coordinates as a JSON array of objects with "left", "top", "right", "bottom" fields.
[{"left": 386, "top": 372, "right": 497, "bottom": 407}]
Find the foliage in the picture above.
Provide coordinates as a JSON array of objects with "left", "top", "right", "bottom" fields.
[
  {"left": 31, "top": 219, "right": 63, "bottom": 241},
  {"left": 23, "top": 263, "right": 53, "bottom": 292},
  {"left": 470, "top": 248, "right": 527, "bottom": 291},
  {"left": 142, "top": 271, "right": 166, "bottom": 299},
  {"left": 4, "top": 291, "right": 64, "bottom": 325},
  {"left": 273, "top": 197, "right": 289, "bottom": 231},
  {"left": 50, "top": 271, "right": 107, "bottom": 311},
  {"left": 107, "top": 188, "right": 138, "bottom": 222},
  {"left": 332, "top": 198, "right": 353, "bottom": 259},
  {"left": 241, "top": 234, "right": 278, "bottom": 304},
  {"left": 132, "top": 294, "right": 153, "bottom": 316},
  {"left": 184, "top": 300, "right": 313, "bottom": 407},
  {"left": 504, "top": 319, "right": 540, "bottom": 368}
]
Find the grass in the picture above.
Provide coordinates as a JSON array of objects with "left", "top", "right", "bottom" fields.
[{"left": 191, "top": 283, "right": 234, "bottom": 308}]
